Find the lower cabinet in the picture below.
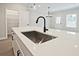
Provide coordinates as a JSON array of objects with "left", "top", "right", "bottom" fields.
[
  {"left": 12, "top": 32, "right": 33, "bottom": 56},
  {"left": 12, "top": 34, "right": 24, "bottom": 56}
]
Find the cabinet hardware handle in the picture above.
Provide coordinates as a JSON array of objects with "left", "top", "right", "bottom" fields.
[
  {"left": 12, "top": 35, "right": 13, "bottom": 40},
  {"left": 17, "top": 50, "right": 21, "bottom": 56}
]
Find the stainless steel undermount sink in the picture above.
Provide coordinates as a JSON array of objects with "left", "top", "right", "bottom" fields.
[{"left": 21, "top": 31, "right": 57, "bottom": 44}]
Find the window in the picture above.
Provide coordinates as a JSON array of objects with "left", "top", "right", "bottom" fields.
[
  {"left": 66, "top": 14, "right": 77, "bottom": 28},
  {"left": 56, "top": 16, "right": 61, "bottom": 24}
]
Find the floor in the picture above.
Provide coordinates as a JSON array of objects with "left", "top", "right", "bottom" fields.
[{"left": 0, "top": 35, "right": 14, "bottom": 56}]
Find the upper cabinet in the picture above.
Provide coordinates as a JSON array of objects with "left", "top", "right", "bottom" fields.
[
  {"left": 0, "top": 6, "right": 7, "bottom": 39},
  {"left": 6, "top": 9, "right": 19, "bottom": 34},
  {"left": 19, "top": 10, "right": 29, "bottom": 27}
]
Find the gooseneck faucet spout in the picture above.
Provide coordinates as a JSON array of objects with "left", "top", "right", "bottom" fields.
[{"left": 36, "top": 16, "right": 48, "bottom": 32}]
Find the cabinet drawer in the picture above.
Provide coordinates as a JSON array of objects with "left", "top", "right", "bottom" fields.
[
  {"left": 16, "top": 35, "right": 33, "bottom": 56},
  {"left": 12, "top": 33, "right": 24, "bottom": 56}
]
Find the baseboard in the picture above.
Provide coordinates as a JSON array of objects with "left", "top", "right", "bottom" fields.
[{"left": 0, "top": 37, "right": 7, "bottom": 40}]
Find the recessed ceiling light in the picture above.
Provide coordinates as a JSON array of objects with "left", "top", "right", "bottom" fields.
[
  {"left": 31, "top": 3, "right": 40, "bottom": 10},
  {"left": 33, "top": 5, "right": 36, "bottom": 9},
  {"left": 33, "top": 3, "right": 36, "bottom": 9}
]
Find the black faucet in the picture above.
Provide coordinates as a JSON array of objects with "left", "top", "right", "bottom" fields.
[{"left": 36, "top": 16, "right": 48, "bottom": 32}]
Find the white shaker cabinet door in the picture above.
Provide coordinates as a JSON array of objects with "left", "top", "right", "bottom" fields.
[
  {"left": 12, "top": 34, "right": 24, "bottom": 56},
  {"left": 19, "top": 10, "right": 29, "bottom": 27},
  {"left": 0, "top": 7, "right": 7, "bottom": 40}
]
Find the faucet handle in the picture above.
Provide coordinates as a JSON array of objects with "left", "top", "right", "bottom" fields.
[{"left": 46, "top": 29, "right": 48, "bottom": 31}]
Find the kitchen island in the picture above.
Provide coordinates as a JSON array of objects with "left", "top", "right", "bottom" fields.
[{"left": 12, "top": 26, "right": 79, "bottom": 56}]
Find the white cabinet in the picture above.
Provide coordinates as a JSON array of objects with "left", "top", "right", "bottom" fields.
[
  {"left": 19, "top": 10, "right": 29, "bottom": 27},
  {"left": 12, "top": 32, "right": 32, "bottom": 56},
  {"left": 12, "top": 33, "right": 24, "bottom": 56},
  {"left": 6, "top": 9, "right": 19, "bottom": 34},
  {"left": 0, "top": 7, "right": 7, "bottom": 39}
]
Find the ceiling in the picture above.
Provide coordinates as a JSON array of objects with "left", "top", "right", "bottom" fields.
[
  {"left": 26, "top": 3, "right": 79, "bottom": 12},
  {"left": 48, "top": 3, "right": 79, "bottom": 12}
]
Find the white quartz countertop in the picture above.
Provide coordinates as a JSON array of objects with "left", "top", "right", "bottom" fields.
[{"left": 12, "top": 26, "right": 79, "bottom": 56}]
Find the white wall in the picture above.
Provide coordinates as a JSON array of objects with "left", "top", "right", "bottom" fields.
[
  {"left": 46, "top": 16, "right": 53, "bottom": 28},
  {"left": 51, "top": 7, "right": 79, "bottom": 32},
  {"left": 29, "top": 4, "right": 48, "bottom": 28}
]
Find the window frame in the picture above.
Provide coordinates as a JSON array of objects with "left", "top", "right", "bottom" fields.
[
  {"left": 56, "top": 16, "right": 61, "bottom": 24},
  {"left": 66, "top": 14, "right": 77, "bottom": 28}
]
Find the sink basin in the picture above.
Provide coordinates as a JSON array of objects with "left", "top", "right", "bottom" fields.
[{"left": 21, "top": 31, "right": 57, "bottom": 44}]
